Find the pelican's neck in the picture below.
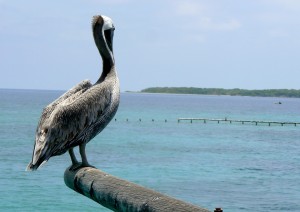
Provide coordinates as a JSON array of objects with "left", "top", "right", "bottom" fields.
[{"left": 97, "top": 57, "right": 115, "bottom": 83}]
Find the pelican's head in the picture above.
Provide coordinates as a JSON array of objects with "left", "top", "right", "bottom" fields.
[{"left": 92, "top": 15, "right": 115, "bottom": 60}]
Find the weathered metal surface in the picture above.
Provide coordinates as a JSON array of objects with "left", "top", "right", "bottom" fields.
[{"left": 64, "top": 166, "right": 210, "bottom": 212}]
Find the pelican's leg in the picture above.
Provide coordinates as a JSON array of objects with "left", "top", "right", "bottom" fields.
[
  {"left": 79, "top": 143, "right": 95, "bottom": 168},
  {"left": 68, "top": 148, "right": 83, "bottom": 171},
  {"left": 68, "top": 148, "right": 78, "bottom": 165}
]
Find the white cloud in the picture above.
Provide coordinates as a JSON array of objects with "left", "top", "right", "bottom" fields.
[
  {"left": 196, "top": 17, "right": 241, "bottom": 31},
  {"left": 256, "top": 12, "right": 287, "bottom": 23},
  {"left": 170, "top": 0, "right": 241, "bottom": 31},
  {"left": 184, "top": 34, "right": 206, "bottom": 43},
  {"left": 268, "top": 29, "right": 290, "bottom": 38},
  {"left": 266, "top": 0, "right": 300, "bottom": 10},
  {"left": 255, "top": 1, "right": 299, "bottom": 38},
  {"left": 174, "top": 1, "right": 206, "bottom": 16},
  {"left": 89, "top": 0, "right": 130, "bottom": 5}
]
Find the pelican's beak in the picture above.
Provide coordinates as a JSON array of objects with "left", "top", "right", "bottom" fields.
[{"left": 104, "top": 27, "right": 114, "bottom": 53}]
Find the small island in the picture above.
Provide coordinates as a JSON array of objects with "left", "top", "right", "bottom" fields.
[{"left": 140, "top": 87, "right": 300, "bottom": 98}]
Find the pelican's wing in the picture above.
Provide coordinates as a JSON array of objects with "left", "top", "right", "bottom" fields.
[
  {"left": 51, "top": 84, "right": 113, "bottom": 154},
  {"left": 38, "top": 80, "right": 92, "bottom": 126},
  {"left": 26, "top": 80, "right": 93, "bottom": 171}
]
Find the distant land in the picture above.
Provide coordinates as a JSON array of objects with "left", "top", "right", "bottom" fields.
[{"left": 140, "top": 87, "right": 300, "bottom": 98}]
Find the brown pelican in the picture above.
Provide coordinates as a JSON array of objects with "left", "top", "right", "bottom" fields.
[{"left": 26, "top": 15, "right": 120, "bottom": 171}]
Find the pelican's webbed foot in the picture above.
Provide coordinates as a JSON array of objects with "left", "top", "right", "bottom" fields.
[{"left": 68, "top": 162, "right": 96, "bottom": 171}]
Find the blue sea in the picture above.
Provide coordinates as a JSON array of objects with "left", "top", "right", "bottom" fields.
[{"left": 1, "top": 89, "right": 300, "bottom": 211}]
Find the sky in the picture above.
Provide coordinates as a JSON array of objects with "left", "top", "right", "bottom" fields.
[{"left": 0, "top": 0, "right": 300, "bottom": 91}]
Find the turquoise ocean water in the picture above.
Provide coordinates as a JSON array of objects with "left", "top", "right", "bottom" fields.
[{"left": 1, "top": 89, "right": 300, "bottom": 211}]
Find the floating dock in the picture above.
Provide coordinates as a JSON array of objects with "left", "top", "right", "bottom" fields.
[{"left": 178, "top": 118, "right": 300, "bottom": 126}]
